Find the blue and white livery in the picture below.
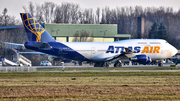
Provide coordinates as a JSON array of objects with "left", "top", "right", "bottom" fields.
[{"left": 20, "top": 13, "right": 177, "bottom": 67}]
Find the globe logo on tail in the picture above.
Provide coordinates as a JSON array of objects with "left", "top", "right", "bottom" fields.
[{"left": 21, "top": 13, "right": 45, "bottom": 42}]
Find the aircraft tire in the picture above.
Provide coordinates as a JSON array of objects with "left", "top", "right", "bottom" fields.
[
  {"left": 114, "top": 62, "right": 122, "bottom": 67},
  {"left": 158, "top": 62, "right": 163, "bottom": 67},
  {"left": 94, "top": 62, "right": 104, "bottom": 67},
  {"left": 103, "top": 62, "right": 109, "bottom": 67}
]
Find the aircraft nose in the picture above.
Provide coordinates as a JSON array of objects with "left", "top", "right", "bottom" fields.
[{"left": 171, "top": 46, "right": 178, "bottom": 56}]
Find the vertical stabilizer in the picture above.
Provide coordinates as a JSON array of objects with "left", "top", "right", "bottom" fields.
[{"left": 20, "top": 13, "right": 56, "bottom": 42}]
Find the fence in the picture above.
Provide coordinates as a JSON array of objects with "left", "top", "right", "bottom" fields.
[{"left": 0, "top": 66, "right": 37, "bottom": 72}]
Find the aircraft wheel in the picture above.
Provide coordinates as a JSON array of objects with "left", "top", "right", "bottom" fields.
[
  {"left": 94, "top": 62, "right": 104, "bottom": 67},
  {"left": 118, "top": 63, "right": 122, "bottom": 67},
  {"left": 103, "top": 62, "right": 109, "bottom": 67},
  {"left": 114, "top": 62, "right": 122, "bottom": 67},
  {"left": 158, "top": 62, "right": 163, "bottom": 67}
]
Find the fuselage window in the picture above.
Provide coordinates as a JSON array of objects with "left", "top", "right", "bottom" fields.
[
  {"left": 150, "top": 42, "right": 161, "bottom": 44},
  {"left": 138, "top": 42, "right": 147, "bottom": 44}
]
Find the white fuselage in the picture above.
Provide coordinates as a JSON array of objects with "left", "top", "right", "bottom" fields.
[{"left": 62, "top": 39, "right": 177, "bottom": 62}]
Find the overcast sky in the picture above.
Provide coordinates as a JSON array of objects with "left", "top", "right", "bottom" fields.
[{"left": 0, "top": 0, "right": 180, "bottom": 20}]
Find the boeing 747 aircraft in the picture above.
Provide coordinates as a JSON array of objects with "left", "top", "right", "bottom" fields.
[{"left": 20, "top": 13, "right": 177, "bottom": 67}]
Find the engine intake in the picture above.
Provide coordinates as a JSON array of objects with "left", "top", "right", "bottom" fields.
[{"left": 130, "top": 54, "right": 151, "bottom": 64}]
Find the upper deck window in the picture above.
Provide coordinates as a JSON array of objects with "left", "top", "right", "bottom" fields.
[
  {"left": 150, "top": 42, "right": 161, "bottom": 44},
  {"left": 138, "top": 42, "right": 147, "bottom": 44}
]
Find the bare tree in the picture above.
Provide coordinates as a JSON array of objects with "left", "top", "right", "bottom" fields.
[
  {"left": 35, "top": 4, "right": 44, "bottom": 23},
  {"left": 42, "top": 2, "right": 56, "bottom": 23},
  {"left": 101, "top": 9, "right": 106, "bottom": 24},
  {"left": 70, "top": 4, "right": 80, "bottom": 24},
  {"left": 72, "top": 32, "right": 80, "bottom": 42},
  {"left": 95, "top": 7, "right": 100, "bottom": 24},
  {"left": 53, "top": 6, "right": 63, "bottom": 23},
  {"left": 1, "top": 8, "right": 9, "bottom": 26},
  {"left": 0, "top": 8, "right": 20, "bottom": 26},
  {"left": 29, "top": 2, "right": 35, "bottom": 17},
  {"left": 72, "top": 31, "right": 94, "bottom": 42}
]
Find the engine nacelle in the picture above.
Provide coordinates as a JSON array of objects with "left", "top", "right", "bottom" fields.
[{"left": 130, "top": 54, "right": 151, "bottom": 64}]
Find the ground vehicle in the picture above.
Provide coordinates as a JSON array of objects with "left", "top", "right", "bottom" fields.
[{"left": 40, "top": 61, "right": 52, "bottom": 66}]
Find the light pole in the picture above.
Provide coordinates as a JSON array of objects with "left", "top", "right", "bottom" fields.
[
  {"left": 76, "top": 30, "right": 84, "bottom": 33},
  {"left": 100, "top": 30, "right": 107, "bottom": 36}
]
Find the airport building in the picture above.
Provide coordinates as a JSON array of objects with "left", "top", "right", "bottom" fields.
[{"left": 45, "top": 24, "right": 131, "bottom": 42}]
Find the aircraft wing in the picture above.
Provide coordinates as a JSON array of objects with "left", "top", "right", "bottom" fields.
[
  {"left": 11, "top": 48, "right": 54, "bottom": 55},
  {"left": 18, "top": 52, "right": 57, "bottom": 59},
  {"left": 18, "top": 52, "right": 45, "bottom": 54},
  {"left": 11, "top": 48, "right": 58, "bottom": 60},
  {"left": 4, "top": 42, "right": 24, "bottom": 46}
]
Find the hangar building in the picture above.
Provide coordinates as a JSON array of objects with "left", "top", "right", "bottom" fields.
[{"left": 44, "top": 24, "right": 131, "bottom": 42}]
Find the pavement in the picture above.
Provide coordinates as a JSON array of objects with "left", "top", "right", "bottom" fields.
[
  {"left": 37, "top": 63, "right": 180, "bottom": 69},
  {"left": 1, "top": 63, "right": 180, "bottom": 73}
]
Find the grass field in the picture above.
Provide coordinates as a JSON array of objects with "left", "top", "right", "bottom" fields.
[{"left": 0, "top": 67, "right": 180, "bottom": 100}]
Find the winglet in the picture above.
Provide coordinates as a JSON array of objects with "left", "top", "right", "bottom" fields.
[{"left": 11, "top": 48, "right": 20, "bottom": 54}]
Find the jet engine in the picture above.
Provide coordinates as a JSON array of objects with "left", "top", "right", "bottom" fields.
[{"left": 130, "top": 54, "right": 151, "bottom": 64}]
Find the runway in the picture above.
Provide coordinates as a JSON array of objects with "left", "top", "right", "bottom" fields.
[
  {"left": 1, "top": 63, "right": 180, "bottom": 73},
  {"left": 35, "top": 69, "right": 180, "bottom": 73},
  {"left": 37, "top": 63, "right": 180, "bottom": 69}
]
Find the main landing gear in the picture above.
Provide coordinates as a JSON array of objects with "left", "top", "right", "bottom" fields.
[
  {"left": 94, "top": 62, "right": 109, "bottom": 67},
  {"left": 158, "top": 60, "right": 163, "bottom": 67},
  {"left": 94, "top": 60, "right": 122, "bottom": 67},
  {"left": 114, "top": 60, "right": 122, "bottom": 67}
]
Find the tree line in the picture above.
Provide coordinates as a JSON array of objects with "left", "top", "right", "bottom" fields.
[{"left": 0, "top": 8, "right": 21, "bottom": 26}]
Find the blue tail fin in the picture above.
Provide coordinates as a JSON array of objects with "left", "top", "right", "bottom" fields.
[{"left": 20, "top": 13, "right": 56, "bottom": 42}]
